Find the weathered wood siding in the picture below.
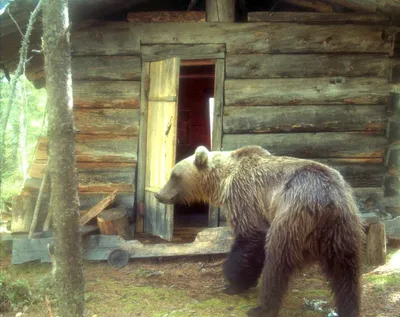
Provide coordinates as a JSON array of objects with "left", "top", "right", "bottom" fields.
[{"left": 27, "top": 14, "right": 396, "bottom": 220}]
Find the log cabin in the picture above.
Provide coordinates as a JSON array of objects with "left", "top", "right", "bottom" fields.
[{"left": 1, "top": 0, "right": 400, "bottom": 263}]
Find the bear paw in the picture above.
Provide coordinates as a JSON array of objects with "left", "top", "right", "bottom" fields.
[
  {"left": 223, "top": 284, "right": 247, "bottom": 295},
  {"left": 246, "top": 306, "right": 278, "bottom": 317}
]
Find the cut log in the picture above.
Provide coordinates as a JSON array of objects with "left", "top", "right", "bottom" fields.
[
  {"left": 70, "top": 22, "right": 391, "bottom": 55},
  {"left": 226, "top": 54, "right": 389, "bottom": 79},
  {"left": 141, "top": 44, "right": 225, "bottom": 62},
  {"left": 225, "top": 77, "right": 391, "bottom": 107},
  {"left": 127, "top": 11, "right": 205, "bottom": 22},
  {"left": 223, "top": 105, "right": 388, "bottom": 134},
  {"left": 74, "top": 108, "right": 140, "bottom": 136},
  {"left": 97, "top": 207, "right": 133, "bottom": 240},
  {"left": 72, "top": 56, "right": 141, "bottom": 80},
  {"left": 73, "top": 81, "right": 140, "bottom": 109},
  {"left": 247, "top": 12, "right": 391, "bottom": 24},
  {"left": 222, "top": 132, "right": 388, "bottom": 158},
  {"left": 366, "top": 222, "right": 387, "bottom": 266},
  {"left": 206, "top": 0, "right": 235, "bottom": 22},
  {"left": 79, "top": 190, "right": 117, "bottom": 226}
]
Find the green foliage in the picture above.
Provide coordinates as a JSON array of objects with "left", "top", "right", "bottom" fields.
[
  {"left": 0, "top": 74, "right": 47, "bottom": 209},
  {"left": 0, "top": 268, "right": 55, "bottom": 313},
  {"left": 0, "top": 271, "right": 33, "bottom": 312}
]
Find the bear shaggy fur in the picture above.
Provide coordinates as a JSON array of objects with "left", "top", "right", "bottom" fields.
[{"left": 154, "top": 145, "right": 365, "bottom": 317}]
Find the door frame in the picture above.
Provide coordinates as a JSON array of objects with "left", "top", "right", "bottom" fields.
[{"left": 135, "top": 45, "right": 226, "bottom": 234}]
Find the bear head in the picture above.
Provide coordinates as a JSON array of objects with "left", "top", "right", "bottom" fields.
[{"left": 154, "top": 146, "right": 211, "bottom": 205}]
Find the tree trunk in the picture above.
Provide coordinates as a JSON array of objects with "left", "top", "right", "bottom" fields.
[{"left": 42, "top": 0, "right": 85, "bottom": 316}]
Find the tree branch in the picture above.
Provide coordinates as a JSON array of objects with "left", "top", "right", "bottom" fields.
[{"left": 1, "top": 0, "right": 43, "bottom": 199}]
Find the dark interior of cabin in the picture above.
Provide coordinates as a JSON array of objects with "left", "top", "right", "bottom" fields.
[{"left": 173, "top": 63, "right": 215, "bottom": 239}]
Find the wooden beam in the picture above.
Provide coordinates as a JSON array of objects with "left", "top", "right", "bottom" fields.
[
  {"left": 141, "top": 44, "right": 225, "bottom": 62},
  {"left": 225, "top": 77, "right": 391, "bottom": 107},
  {"left": 206, "top": 0, "right": 235, "bottom": 22},
  {"left": 34, "top": 136, "right": 138, "bottom": 163},
  {"left": 127, "top": 11, "right": 206, "bottom": 22},
  {"left": 226, "top": 54, "right": 390, "bottom": 79},
  {"left": 72, "top": 56, "right": 141, "bottom": 80},
  {"left": 325, "top": 0, "right": 400, "bottom": 23},
  {"left": 223, "top": 105, "right": 388, "bottom": 134},
  {"left": 283, "top": 0, "right": 334, "bottom": 12},
  {"left": 135, "top": 62, "right": 150, "bottom": 234},
  {"left": 247, "top": 12, "right": 391, "bottom": 24},
  {"left": 222, "top": 132, "right": 388, "bottom": 158},
  {"left": 70, "top": 22, "right": 391, "bottom": 55},
  {"left": 73, "top": 81, "right": 140, "bottom": 109},
  {"left": 74, "top": 108, "right": 140, "bottom": 136}
]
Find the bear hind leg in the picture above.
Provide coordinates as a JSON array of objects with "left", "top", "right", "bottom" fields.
[
  {"left": 247, "top": 214, "right": 306, "bottom": 317},
  {"left": 321, "top": 219, "right": 363, "bottom": 317}
]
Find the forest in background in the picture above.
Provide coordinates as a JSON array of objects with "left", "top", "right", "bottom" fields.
[{"left": 0, "top": 73, "right": 47, "bottom": 215}]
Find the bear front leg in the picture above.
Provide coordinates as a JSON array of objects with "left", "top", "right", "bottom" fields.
[{"left": 223, "top": 229, "right": 266, "bottom": 295}]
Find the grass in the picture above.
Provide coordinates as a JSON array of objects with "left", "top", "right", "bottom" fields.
[{"left": 0, "top": 244, "right": 399, "bottom": 317}]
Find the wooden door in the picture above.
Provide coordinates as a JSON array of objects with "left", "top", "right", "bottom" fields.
[{"left": 144, "top": 57, "right": 180, "bottom": 241}]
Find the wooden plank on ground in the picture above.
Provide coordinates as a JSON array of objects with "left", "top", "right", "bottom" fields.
[
  {"left": 70, "top": 22, "right": 391, "bottom": 55},
  {"left": 247, "top": 12, "right": 391, "bottom": 24},
  {"left": 222, "top": 132, "right": 388, "bottom": 158},
  {"left": 79, "top": 190, "right": 117, "bottom": 226},
  {"left": 74, "top": 108, "right": 140, "bottom": 136},
  {"left": 11, "top": 227, "right": 234, "bottom": 264},
  {"left": 226, "top": 54, "right": 389, "bottom": 79},
  {"left": 225, "top": 77, "right": 391, "bottom": 106},
  {"left": 141, "top": 43, "right": 225, "bottom": 61},
  {"left": 73, "top": 81, "right": 140, "bottom": 108},
  {"left": 223, "top": 105, "right": 388, "bottom": 133},
  {"left": 72, "top": 56, "right": 141, "bottom": 80}
]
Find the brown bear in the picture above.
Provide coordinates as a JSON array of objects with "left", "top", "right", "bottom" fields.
[{"left": 154, "top": 145, "right": 365, "bottom": 317}]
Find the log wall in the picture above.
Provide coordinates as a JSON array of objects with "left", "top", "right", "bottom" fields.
[{"left": 25, "top": 12, "right": 397, "bottom": 222}]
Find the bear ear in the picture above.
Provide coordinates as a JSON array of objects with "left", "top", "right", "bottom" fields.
[{"left": 194, "top": 146, "right": 209, "bottom": 168}]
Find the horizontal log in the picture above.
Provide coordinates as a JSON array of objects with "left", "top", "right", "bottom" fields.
[
  {"left": 225, "top": 77, "right": 391, "bottom": 106},
  {"left": 28, "top": 162, "right": 136, "bottom": 179},
  {"left": 78, "top": 165, "right": 136, "bottom": 193},
  {"left": 226, "top": 54, "right": 389, "bottom": 79},
  {"left": 141, "top": 44, "right": 225, "bottom": 61},
  {"left": 23, "top": 177, "right": 134, "bottom": 194},
  {"left": 127, "top": 11, "right": 206, "bottom": 23},
  {"left": 223, "top": 105, "right": 388, "bottom": 133},
  {"left": 314, "top": 161, "right": 385, "bottom": 188},
  {"left": 222, "top": 132, "right": 388, "bottom": 158},
  {"left": 74, "top": 108, "right": 140, "bottom": 136},
  {"left": 73, "top": 81, "right": 140, "bottom": 108},
  {"left": 70, "top": 22, "right": 391, "bottom": 55},
  {"left": 247, "top": 12, "right": 391, "bottom": 24},
  {"left": 35, "top": 136, "right": 138, "bottom": 163},
  {"left": 72, "top": 56, "right": 141, "bottom": 80}
]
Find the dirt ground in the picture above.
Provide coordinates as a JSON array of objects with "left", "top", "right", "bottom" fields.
[{"left": 1, "top": 245, "right": 399, "bottom": 317}]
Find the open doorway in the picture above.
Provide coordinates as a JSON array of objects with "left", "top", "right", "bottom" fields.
[{"left": 174, "top": 61, "right": 215, "bottom": 242}]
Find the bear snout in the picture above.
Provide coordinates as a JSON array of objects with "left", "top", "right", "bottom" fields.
[{"left": 154, "top": 191, "right": 172, "bottom": 204}]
